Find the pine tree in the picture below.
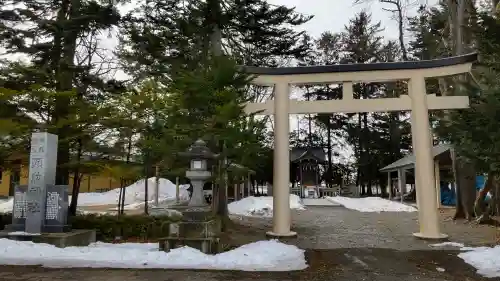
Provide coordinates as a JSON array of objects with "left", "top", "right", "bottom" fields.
[
  {"left": 0, "top": 0, "right": 122, "bottom": 214},
  {"left": 118, "top": 0, "right": 312, "bottom": 79},
  {"left": 340, "top": 11, "right": 384, "bottom": 195},
  {"left": 438, "top": 11, "right": 500, "bottom": 219}
]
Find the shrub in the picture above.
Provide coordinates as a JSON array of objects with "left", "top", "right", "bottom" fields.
[
  {"left": 70, "top": 213, "right": 182, "bottom": 241},
  {"left": 0, "top": 213, "right": 11, "bottom": 230},
  {"left": 0, "top": 212, "right": 182, "bottom": 242}
]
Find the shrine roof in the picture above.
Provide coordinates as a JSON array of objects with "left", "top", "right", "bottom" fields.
[
  {"left": 379, "top": 144, "right": 451, "bottom": 173},
  {"left": 290, "top": 147, "right": 326, "bottom": 163}
]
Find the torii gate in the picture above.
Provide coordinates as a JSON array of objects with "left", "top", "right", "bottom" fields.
[{"left": 242, "top": 53, "right": 477, "bottom": 239}]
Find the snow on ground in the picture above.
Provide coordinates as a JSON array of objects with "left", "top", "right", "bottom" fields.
[
  {"left": 429, "top": 242, "right": 465, "bottom": 248},
  {"left": 458, "top": 246, "right": 500, "bottom": 278},
  {"left": 430, "top": 242, "right": 500, "bottom": 278},
  {"left": 325, "top": 196, "right": 417, "bottom": 212},
  {"left": 228, "top": 195, "right": 305, "bottom": 217},
  {"left": 0, "top": 178, "right": 190, "bottom": 214},
  {"left": 0, "top": 239, "right": 307, "bottom": 271},
  {"left": 7, "top": 231, "right": 41, "bottom": 236}
]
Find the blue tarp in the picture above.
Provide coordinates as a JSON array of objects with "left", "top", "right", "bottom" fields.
[
  {"left": 476, "top": 175, "right": 485, "bottom": 190},
  {"left": 440, "top": 182, "right": 456, "bottom": 206},
  {"left": 440, "top": 175, "right": 488, "bottom": 206}
]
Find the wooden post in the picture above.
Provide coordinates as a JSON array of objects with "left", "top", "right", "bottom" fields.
[
  {"left": 435, "top": 160, "right": 441, "bottom": 208},
  {"left": 387, "top": 172, "right": 392, "bottom": 200},
  {"left": 398, "top": 169, "right": 406, "bottom": 203}
]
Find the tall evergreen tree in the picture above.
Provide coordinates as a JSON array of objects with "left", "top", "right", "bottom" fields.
[
  {"left": 118, "top": 0, "right": 312, "bottom": 80},
  {"left": 340, "top": 12, "right": 384, "bottom": 195},
  {"left": 0, "top": 0, "right": 122, "bottom": 214}
]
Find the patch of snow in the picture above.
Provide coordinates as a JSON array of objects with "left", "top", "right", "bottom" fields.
[
  {"left": 458, "top": 245, "right": 500, "bottom": 278},
  {"left": 429, "top": 242, "right": 500, "bottom": 278},
  {"left": 461, "top": 246, "right": 491, "bottom": 252},
  {"left": 429, "top": 242, "right": 465, "bottom": 248},
  {"left": 0, "top": 239, "right": 307, "bottom": 271},
  {"left": 8, "top": 231, "right": 41, "bottom": 236},
  {"left": 325, "top": 196, "right": 417, "bottom": 212},
  {"left": 228, "top": 195, "right": 305, "bottom": 217},
  {"left": 436, "top": 267, "right": 445, "bottom": 272},
  {"left": 0, "top": 178, "right": 190, "bottom": 214}
]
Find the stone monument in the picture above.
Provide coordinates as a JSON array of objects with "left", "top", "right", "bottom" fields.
[
  {"left": 2, "top": 132, "right": 96, "bottom": 247},
  {"left": 158, "top": 139, "right": 224, "bottom": 254}
]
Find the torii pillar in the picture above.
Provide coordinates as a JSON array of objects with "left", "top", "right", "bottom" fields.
[
  {"left": 266, "top": 82, "right": 296, "bottom": 238},
  {"left": 409, "top": 76, "right": 447, "bottom": 240}
]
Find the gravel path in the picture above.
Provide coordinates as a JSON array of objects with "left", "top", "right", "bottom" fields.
[{"left": 231, "top": 206, "right": 499, "bottom": 250}]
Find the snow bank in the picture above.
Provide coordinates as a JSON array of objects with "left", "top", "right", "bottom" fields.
[
  {"left": 430, "top": 242, "right": 500, "bottom": 278},
  {"left": 325, "top": 196, "right": 417, "bottom": 212},
  {"left": 76, "top": 177, "right": 190, "bottom": 206},
  {"left": 228, "top": 195, "right": 305, "bottom": 217},
  {"left": 0, "top": 199, "right": 12, "bottom": 213},
  {"left": 0, "top": 239, "right": 307, "bottom": 271},
  {"left": 0, "top": 177, "right": 190, "bottom": 213}
]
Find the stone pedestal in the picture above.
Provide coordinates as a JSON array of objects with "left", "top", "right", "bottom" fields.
[
  {"left": 0, "top": 229, "right": 96, "bottom": 248},
  {"left": 158, "top": 206, "right": 224, "bottom": 254}
]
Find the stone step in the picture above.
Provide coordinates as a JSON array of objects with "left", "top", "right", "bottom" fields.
[{"left": 159, "top": 236, "right": 222, "bottom": 254}]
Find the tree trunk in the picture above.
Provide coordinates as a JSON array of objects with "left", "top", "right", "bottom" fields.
[
  {"left": 452, "top": 149, "right": 476, "bottom": 220},
  {"left": 395, "top": 1, "right": 408, "bottom": 61},
  {"left": 445, "top": 0, "right": 477, "bottom": 220},
  {"left": 55, "top": 0, "right": 80, "bottom": 186},
  {"left": 493, "top": 179, "right": 500, "bottom": 216},
  {"left": 327, "top": 117, "right": 333, "bottom": 188},
  {"left": 120, "top": 135, "right": 134, "bottom": 214},
  {"left": 143, "top": 152, "right": 150, "bottom": 215},
  {"left": 367, "top": 179, "right": 373, "bottom": 196},
  {"left": 118, "top": 178, "right": 124, "bottom": 215},
  {"left": 68, "top": 138, "right": 83, "bottom": 216}
]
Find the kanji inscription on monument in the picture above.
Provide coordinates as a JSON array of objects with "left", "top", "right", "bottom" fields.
[
  {"left": 44, "top": 184, "right": 69, "bottom": 232},
  {"left": 24, "top": 132, "right": 58, "bottom": 234}
]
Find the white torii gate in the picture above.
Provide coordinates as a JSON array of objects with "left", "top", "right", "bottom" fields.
[{"left": 242, "top": 53, "right": 477, "bottom": 240}]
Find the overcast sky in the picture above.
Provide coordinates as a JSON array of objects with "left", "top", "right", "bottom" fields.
[{"left": 266, "top": 0, "right": 435, "bottom": 39}]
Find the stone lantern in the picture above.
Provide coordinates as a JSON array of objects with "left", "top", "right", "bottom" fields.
[{"left": 178, "top": 139, "right": 218, "bottom": 207}]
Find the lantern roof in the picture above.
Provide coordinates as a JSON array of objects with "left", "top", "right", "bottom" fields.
[{"left": 178, "top": 139, "right": 219, "bottom": 159}]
